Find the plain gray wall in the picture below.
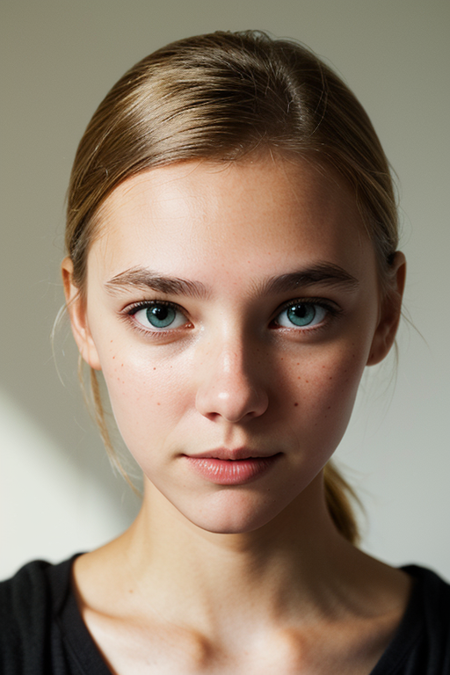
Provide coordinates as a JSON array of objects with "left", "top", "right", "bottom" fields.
[{"left": 1, "top": 0, "right": 449, "bottom": 579}]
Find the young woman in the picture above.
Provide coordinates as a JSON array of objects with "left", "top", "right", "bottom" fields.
[{"left": 1, "top": 31, "right": 449, "bottom": 675}]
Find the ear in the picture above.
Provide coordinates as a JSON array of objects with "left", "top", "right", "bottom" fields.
[
  {"left": 366, "top": 252, "right": 406, "bottom": 366},
  {"left": 61, "top": 257, "right": 101, "bottom": 371}
]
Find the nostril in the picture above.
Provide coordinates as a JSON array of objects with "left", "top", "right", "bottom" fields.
[{"left": 196, "top": 381, "right": 269, "bottom": 423}]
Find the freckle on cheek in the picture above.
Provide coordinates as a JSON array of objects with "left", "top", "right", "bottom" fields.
[{"left": 294, "top": 402, "right": 298, "bottom": 407}]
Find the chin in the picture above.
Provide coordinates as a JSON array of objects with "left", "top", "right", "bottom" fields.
[{"left": 181, "top": 489, "right": 293, "bottom": 535}]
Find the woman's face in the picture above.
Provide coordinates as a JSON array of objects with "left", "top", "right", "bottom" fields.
[{"left": 66, "top": 157, "right": 399, "bottom": 534}]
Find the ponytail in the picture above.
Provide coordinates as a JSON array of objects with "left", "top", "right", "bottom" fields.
[{"left": 323, "top": 462, "right": 362, "bottom": 545}]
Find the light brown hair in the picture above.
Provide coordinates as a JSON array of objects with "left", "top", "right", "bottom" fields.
[{"left": 65, "top": 30, "right": 400, "bottom": 544}]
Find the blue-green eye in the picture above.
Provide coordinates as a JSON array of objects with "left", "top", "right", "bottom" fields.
[
  {"left": 275, "top": 302, "right": 327, "bottom": 328},
  {"left": 132, "top": 303, "right": 188, "bottom": 331}
]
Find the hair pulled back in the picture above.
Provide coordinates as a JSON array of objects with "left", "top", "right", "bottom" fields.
[{"left": 66, "top": 30, "right": 400, "bottom": 545}]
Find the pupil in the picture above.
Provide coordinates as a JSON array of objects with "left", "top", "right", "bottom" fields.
[{"left": 152, "top": 306, "right": 168, "bottom": 320}]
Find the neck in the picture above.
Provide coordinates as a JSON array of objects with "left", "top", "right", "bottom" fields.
[{"left": 116, "top": 473, "right": 358, "bottom": 632}]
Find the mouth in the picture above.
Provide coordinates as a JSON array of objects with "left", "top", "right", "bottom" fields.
[
  {"left": 183, "top": 449, "right": 282, "bottom": 485},
  {"left": 187, "top": 448, "right": 280, "bottom": 461}
]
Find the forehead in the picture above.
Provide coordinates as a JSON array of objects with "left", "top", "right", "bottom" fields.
[{"left": 89, "top": 157, "right": 375, "bottom": 285}]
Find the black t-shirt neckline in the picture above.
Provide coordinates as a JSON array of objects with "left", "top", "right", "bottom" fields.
[{"left": 50, "top": 557, "right": 432, "bottom": 675}]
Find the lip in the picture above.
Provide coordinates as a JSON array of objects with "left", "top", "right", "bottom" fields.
[
  {"left": 184, "top": 449, "right": 282, "bottom": 485},
  {"left": 187, "top": 447, "right": 277, "bottom": 461}
]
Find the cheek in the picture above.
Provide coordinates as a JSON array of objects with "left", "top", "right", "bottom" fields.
[
  {"left": 286, "top": 344, "right": 367, "bottom": 445},
  {"left": 99, "top": 344, "right": 188, "bottom": 460}
]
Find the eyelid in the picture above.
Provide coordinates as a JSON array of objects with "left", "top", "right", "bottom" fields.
[
  {"left": 274, "top": 296, "right": 340, "bottom": 316},
  {"left": 126, "top": 299, "right": 186, "bottom": 314}
]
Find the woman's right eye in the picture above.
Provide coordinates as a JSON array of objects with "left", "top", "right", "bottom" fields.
[{"left": 129, "top": 302, "right": 189, "bottom": 331}]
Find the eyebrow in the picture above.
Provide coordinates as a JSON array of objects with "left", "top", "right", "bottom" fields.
[
  {"left": 256, "top": 263, "right": 359, "bottom": 295},
  {"left": 105, "top": 267, "right": 209, "bottom": 299},
  {"left": 104, "top": 263, "right": 359, "bottom": 298}
]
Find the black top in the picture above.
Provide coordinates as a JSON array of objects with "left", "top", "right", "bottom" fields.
[{"left": 1, "top": 557, "right": 450, "bottom": 674}]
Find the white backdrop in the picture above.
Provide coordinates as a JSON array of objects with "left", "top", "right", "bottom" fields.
[{"left": 1, "top": 0, "right": 449, "bottom": 580}]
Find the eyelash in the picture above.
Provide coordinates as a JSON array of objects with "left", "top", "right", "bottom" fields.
[{"left": 124, "top": 297, "right": 341, "bottom": 337}]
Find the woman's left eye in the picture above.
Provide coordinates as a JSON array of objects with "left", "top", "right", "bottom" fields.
[
  {"left": 274, "top": 302, "right": 328, "bottom": 329},
  {"left": 129, "top": 302, "right": 188, "bottom": 331}
]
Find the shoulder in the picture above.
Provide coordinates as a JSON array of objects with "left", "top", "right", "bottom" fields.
[
  {"left": 404, "top": 564, "right": 450, "bottom": 620},
  {"left": 1, "top": 558, "right": 53, "bottom": 606},
  {"left": 0, "top": 556, "right": 76, "bottom": 619},
  {"left": 0, "top": 557, "right": 78, "bottom": 673},
  {"left": 386, "top": 564, "right": 450, "bottom": 674}
]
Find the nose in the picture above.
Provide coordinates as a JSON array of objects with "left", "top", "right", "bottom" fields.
[{"left": 195, "top": 339, "right": 269, "bottom": 423}]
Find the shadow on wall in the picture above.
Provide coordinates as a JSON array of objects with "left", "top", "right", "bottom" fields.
[{"left": 0, "top": 383, "right": 141, "bottom": 580}]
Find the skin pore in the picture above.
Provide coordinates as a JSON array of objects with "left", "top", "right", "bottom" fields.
[{"left": 63, "top": 156, "right": 408, "bottom": 674}]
